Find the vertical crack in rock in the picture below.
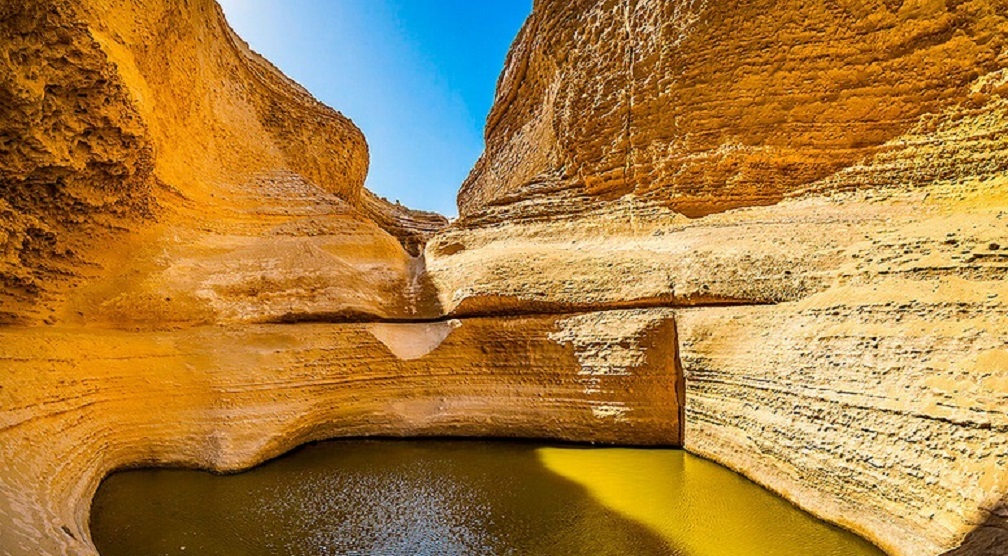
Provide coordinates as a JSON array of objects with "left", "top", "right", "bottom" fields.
[{"left": 671, "top": 312, "right": 686, "bottom": 445}]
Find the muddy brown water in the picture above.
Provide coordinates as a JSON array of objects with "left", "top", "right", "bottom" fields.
[{"left": 90, "top": 439, "right": 884, "bottom": 556}]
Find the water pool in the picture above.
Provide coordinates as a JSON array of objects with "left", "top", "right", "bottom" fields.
[{"left": 91, "top": 440, "right": 884, "bottom": 556}]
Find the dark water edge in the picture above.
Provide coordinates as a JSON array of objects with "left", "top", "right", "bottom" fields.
[{"left": 90, "top": 439, "right": 885, "bottom": 556}]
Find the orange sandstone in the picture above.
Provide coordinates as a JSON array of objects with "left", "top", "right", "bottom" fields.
[{"left": 2, "top": 1, "right": 1008, "bottom": 556}]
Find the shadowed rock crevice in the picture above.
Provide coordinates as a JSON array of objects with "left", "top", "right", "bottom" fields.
[{"left": 944, "top": 498, "right": 1008, "bottom": 556}]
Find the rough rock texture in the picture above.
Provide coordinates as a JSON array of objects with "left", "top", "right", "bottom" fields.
[
  {"left": 0, "top": 3, "right": 681, "bottom": 556},
  {"left": 429, "top": 1, "right": 1008, "bottom": 555},
  {"left": 459, "top": 0, "right": 1008, "bottom": 219},
  {"left": 433, "top": 164, "right": 1008, "bottom": 556},
  {"left": 0, "top": 0, "right": 446, "bottom": 326},
  {"left": 4, "top": 0, "right": 1008, "bottom": 556},
  {"left": 0, "top": 313, "right": 680, "bottom": 555}
]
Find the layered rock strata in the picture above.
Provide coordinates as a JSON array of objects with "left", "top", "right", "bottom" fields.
[
  {"left": 3, "top": 0, "right": 1008, "bottom": 556},
  {"left": 432, "top": 158, "right": 1008, "bottom": 556},
  {"left": 427, "top": 1, "right": 1008, "bottom": 555},
  {"left": 0, "top": 312, "right": 680, "bottom": 555},
  {"left": 459, "top": 0, "right": 1008, "bottom": 219},
  {"left": 0, "top": 0, "right": 446, "bottom": 326},
  {"left": 0, "top": 2, "right": 465, "bottom": 554}
]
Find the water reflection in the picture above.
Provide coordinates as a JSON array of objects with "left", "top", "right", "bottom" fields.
[
  {"left": 91, "top": 440, "right": 882, "bottom": 556},
  {"left": 539, "top": 447, "right": 884, "bottom": 556}
]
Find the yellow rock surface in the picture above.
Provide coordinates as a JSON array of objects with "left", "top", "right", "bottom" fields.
[
  {"left": 458, "top": 0, "right": 1008, "bottom": 219},
  {"left": 429, "top": 1, "right": 1008, "bottom": 555},
  {"left": 0, "top": 0, "right": 445, "bottom": 326},
  {"left": 2, "top": 0, "right": 1008, "bottom": 555},
  {"left": 0, "top": 315, "right": 680, "bottom": 555}
]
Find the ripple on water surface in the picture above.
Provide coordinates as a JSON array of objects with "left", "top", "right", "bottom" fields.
[{"left": 90, "top": 440, "right": 885, "bottom": 556}]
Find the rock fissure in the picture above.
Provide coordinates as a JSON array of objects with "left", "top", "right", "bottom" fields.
[{"left": 261, "top": 297, "right": 776, "bottom": 325}]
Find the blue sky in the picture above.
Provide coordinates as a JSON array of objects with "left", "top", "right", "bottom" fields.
[{"left": 218, "top": 0, "right": 531, "bottom": 216}]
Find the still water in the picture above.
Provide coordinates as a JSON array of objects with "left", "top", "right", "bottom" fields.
[{"left": 91, "top": 440, "right": 884, "bottom": 556}]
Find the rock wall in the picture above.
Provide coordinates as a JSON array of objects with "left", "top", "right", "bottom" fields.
[
  {"left": 0, "top": 312, "right": 680, "bottom": 555},
  {"left": 459, "top": 0, "right": 1008, "bottom": 219},
  {"left": 0, "top": 0, "right": 446, "bottom": 326},
  {"left": 0, "top": 2, "right": 681, "bottom": 556},
  {"left": 433, "top": 1, "right": 1008, "bottom": 555},
  {"left": 3, "top": 0, "right": 1008, "bottom": 556}
]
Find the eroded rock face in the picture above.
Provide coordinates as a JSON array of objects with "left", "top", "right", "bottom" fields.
[
  {"left": 0, "top": 313, "right": 680, "bottom": 554},
  {"left": 0, "top": 2, "right": 681, "bottom": 556},
  {"left": 3, "top": 1, "right": 1008, "bottom": 556},
  {"left": 0, "top": 0, "right": 446, "bottom": 326},
  {"left": 431, "top": 1, "right": 1008, "bottom": 555},
  {"left": 459, "top": 0, "right": 1008, "bottom": 220}
]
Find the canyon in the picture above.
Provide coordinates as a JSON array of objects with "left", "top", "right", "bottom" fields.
[{"left": 1, "top": 0, "right": 1007, "bottom": 555}]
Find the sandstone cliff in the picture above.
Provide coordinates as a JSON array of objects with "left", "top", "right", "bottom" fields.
[
  {"left": 0, "top": 313, "right": 680, "bottom": 554},
  {"left": 0, "top": 0, "right": 445, "bottom": 327},
  {"left": 0, "top": 2, "right": 679, "bottom": 555},
  {"left": 427, "top": 1, "right": 1008, "bottom": 555},
  {"left": 459, "top": 0, "right": 1008, "bottom": 220},
  {"left": 3, "top": 1, "right": 1008, "bottom": 556}
]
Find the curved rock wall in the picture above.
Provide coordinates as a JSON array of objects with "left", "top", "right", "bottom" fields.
[
  {"left": 0, "top": 0, "right": 446, "bottom": 327},
  {"left": 0, "top": 313, "right": 680, "bottom": 555},
  {"left": 435, "top": 1, "right": 1008, "bottom": 555},
  {"left": 0, "top": 3, "right": 681, "bottom": 556},
  {"left": 459, "top": 0, "right": 1008, "bottom": 219},
  {"left": 3, "top": 0, "right": 1008, "bottom": 556}
]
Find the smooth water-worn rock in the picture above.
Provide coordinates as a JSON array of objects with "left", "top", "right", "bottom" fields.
[
  {"left": 0, "top": 0, "right": 445, "bottom": 326},
  {"left": 0, "top": 313, "right": 680, "bottom": 555}
]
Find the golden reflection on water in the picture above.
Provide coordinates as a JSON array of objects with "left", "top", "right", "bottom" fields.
[
  {"left": 91, "top": 440, "right": 883, "bottom": 556},
  {"left": 537, "top": 447, "right": 884, "bottom": 556}
]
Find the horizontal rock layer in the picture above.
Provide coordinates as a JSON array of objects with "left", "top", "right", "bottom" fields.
[
  {"left": 459, "top": 0, "right": 1008, "bottom": 220},
  {"left": 679, "top": 298, "right": 1008, "bottom": 556},
  {"left": 435, "top": 1, "right": 1008, "bottom": 554},
  {"left": 0, "top": 0, "right": 446, "bottom": 326},
  {"left": 0, "top": 312, "right": 681, "bottom": 555},
  {"left": 431, "top": 176, "right": 1008, "bottom": 556},
  {"left": 3, "top": 0, "right": 1008, "bottom": 556}
]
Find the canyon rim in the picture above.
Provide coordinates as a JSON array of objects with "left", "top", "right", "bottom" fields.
[{"left": 2, "top": 0, "right": 1008, "bottom": 555}]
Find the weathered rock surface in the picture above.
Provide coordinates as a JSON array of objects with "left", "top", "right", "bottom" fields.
[
  {"left": 0, "top": 0, "right": 446, "bottom": 326},
  {"left": 430, "top": 1, "right": 1008, "bottom": 555},
  {"left": 0, "top": 3, "right": 680, "bottom": 556},
  {"left": 459, "top": 0, "right": 1008, "bottom": 220},
  {"left": 0, "top": 313, "right": 680, "bottom": 555},
  {"left": 3, "top": 0, "right": 1008, "bottom": 555}
]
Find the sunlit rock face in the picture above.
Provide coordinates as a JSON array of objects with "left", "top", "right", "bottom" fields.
[
  {"left": 429, "top": 1, "right": 1008, "bottom": 555},
  {"left": 432, "top": 0, "right": 1008, "bottom": 317},
  {"left": 0, "top": 0, "right": 445, "bottom": 327},
  {"left": 2, "top": 1, "right": 1008, "bottom": 556},
  {"left": 457, "top": 0, "right": 1008, "bottom": 220},
  {"left": 0, "top": 314, "right": 680, "bottom": 555},
  {"left": 0, "top": 2, "right": 680, "bottom": 556}
]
